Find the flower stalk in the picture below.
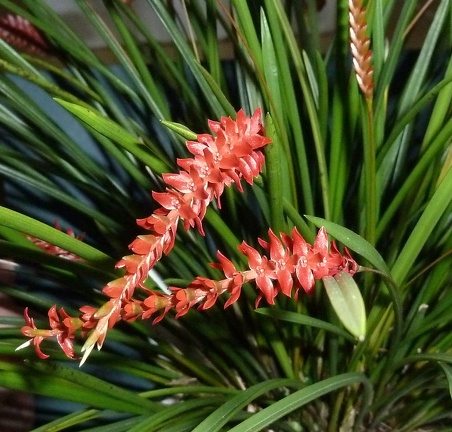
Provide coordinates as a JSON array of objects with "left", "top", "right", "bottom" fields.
[{"left": 349, "top": 0, "right": 377, "bottom": 245}]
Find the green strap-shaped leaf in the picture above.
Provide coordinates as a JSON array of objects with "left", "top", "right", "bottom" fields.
[{"left": 54, "top": 99, "right": 169, "bottom": 174}]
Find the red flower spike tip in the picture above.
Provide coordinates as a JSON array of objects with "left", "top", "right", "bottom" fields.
[{"left": 16, "top": 307, "right": 80, "bottom": 360}]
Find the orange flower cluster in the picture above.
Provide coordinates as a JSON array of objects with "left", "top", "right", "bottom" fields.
[
  {"left": 122, "top": 227, "right": 358, "bottom": 324},
  {"left": 26, "top": 222, "right": 84, "bottom": 261},
  {"left": 17, "top": 108, "right": 272, "bottom": 364}
]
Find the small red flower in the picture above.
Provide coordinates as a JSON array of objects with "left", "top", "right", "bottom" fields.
[
  {"left": 142, "top": 293, "right": 173, "bottom": 323},
  {"left": 238, "top": 241, "right": 278, "bottom": 306},
  {"left": 265, "top": 229, "right": 297, "bottom": 297}
]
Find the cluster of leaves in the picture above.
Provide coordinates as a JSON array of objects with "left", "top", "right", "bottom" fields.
[{"left": 0, "top": 0, "right": 451, "bottom": 431}]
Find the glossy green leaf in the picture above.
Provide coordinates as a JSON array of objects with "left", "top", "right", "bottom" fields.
[{"left": 323, "top": 272, "right": 366, "bottom": 341}]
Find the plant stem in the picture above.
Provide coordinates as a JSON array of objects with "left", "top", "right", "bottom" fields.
[{"left": 363, "top": 99, "right": 377, "bottom": 245}]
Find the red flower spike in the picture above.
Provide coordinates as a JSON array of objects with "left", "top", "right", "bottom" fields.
[
  {"left": 230, "top": 227, "right": 358, "bottom": 304},
  {"left": 18, "top": 108, "right": 275, "bottom": 363}
]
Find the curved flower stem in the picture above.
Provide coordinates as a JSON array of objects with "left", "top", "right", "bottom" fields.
[
  {"left": 282, "top": 198, "right": 315, "bottom": 243},
  {"left": 265, "top": 114, "right": 285, "bottom": 235},
  {"left": 362, "top": 100, "right": 377, "bottom": 245},
  {"left": 261, "top": 317, "right": 294, "bottom": 379}
]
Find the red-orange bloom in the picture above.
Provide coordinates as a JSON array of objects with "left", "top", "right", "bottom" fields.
[
  {"left": 18, "top": 108, "right": 273, "bottom": 363},
  {"left": 177, "top": 227, "right": 359, "bottom": 311}
]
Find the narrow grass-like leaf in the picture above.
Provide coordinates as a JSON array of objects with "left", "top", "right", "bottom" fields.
[
  {"left": 30, "top": 408, "right": 101, "bottom": 432},
  {"left": 373, "top": 0, "right": 417, "bottom": 113},
  {"left": 230, "top": 0, "right": 263, "bottom": 70},
  {"left": 194, "top": 62, "right": 236, "bottom": 118},
  {"left": 390, "top": 167, "right": 452, "bottom": 287},
  {"left": 0, "top": 76, "right": 107, "bottom": 180},
  {"left": 127, "top": 397, "right": 224, "bottom": 432},
  {"left": 0, "top": 59, "right": 93, "bottom": 109},
  {"left": 264, "top": 113, "right": 284, "bottom": 234},
  {"left": 28, "top": 360, "right": 160, "bottom": 412},
  {"left": 0, "top": 360, "right": 157, "bottom": 415},
  {"left": 160, "top": 120, "right": 198, "bottom": 141},
  {"left": 387, "top": 0, "right": 449, "bottom": 181},
  {"left": 439, "top": 363, "right": 452, "bottom": 399},
  {"left": 146, "top": 0, "right": 224, "bottom": 118},
  {"left": 255, "top": 308, "right": 355, "bottom": 342},
  {"left": 227, "top": 373, "right": 373, "bottom": 432},
  {"left": 192, "top": 378, "right": 303, "bottom": 432},
  {"left": 77, "top": 0, "right": 169, "bottom": 120},
  {"left": 270, "top": 0, "right": 330, "bottom": 218},
  {"left": 263, "top": 0, "right": 314, "bottom": 215},
  {"left": 54, "top": 99, "right": 169, "bottom": 174},
  {"left": 0, "top": 164, "right": 123, "bottom": 230}
]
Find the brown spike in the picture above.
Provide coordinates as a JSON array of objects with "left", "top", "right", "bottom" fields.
[
  {"left": 0, "top": 14, "right": 52, "bottom": 57},
  {"left": 349, "top": 0, "right": 374, "bottom": 100}
]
